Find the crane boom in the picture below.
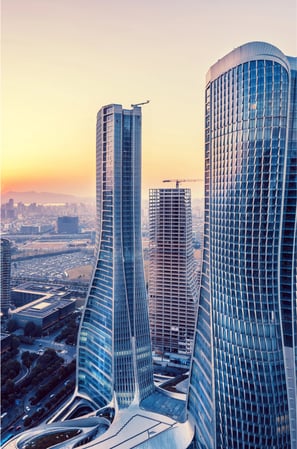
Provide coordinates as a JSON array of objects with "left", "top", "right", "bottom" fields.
[
  {"left": 163, "top": 178, "right": 203, "bottom": 188},
  {"left": 131, "top": 100, "right": 150, "bottom": 107}
]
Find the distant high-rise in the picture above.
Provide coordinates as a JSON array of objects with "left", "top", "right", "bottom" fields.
[
  {"left": 149, "top": 188, "right": 199, "bottom": 355},
  {"left": 57, "top": 216, "right": 79, "bottom": 234},
  {"left": 187, "top": 42, "right": 297, "bottom": 449},
  {"left": 1, "top": 198, "right": 16, "bottom": 220},
  {"left": 77, "top": 104, "right": 154, "bottom": 409},
  {"left": 1, "top": 238, "right": 11, "bottom": 317}
]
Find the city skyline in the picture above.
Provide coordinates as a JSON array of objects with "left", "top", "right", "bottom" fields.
[
  {"left": 2, "top": 0, "right": 296, "bottom": 200},
  {"left": 2, "top": 103, "right": 193, "bottom": 449},
  {"left": 1, "top": 38, "right": 296, "bottom": 448}
]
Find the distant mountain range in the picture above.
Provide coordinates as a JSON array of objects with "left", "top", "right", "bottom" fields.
[
  {"left": 2, "top": 190, "right": 203, "bottom": 206},
  {"left": 1, "top": 191, "right": 95, "bottom": 204}
]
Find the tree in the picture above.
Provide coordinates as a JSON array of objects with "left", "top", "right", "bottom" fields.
[
  {"left": 21, "top": 351, "right": 38, "bottom": 368},
  {"left": 6, "top": 319, "right": 18, "bottom": 332},
  {"left": 24, "top": 321, "right": 37, "bottom": 337},
  {"left": 10, "top": 335, "right": 20, "bottom": 350},
  {"left": 21, "top": 351, "right": 30, "bottom": 368},
  {"left": 1, "top": 359, "right": 21, "bottom": 384},
  {"left": 5, "top": 379, "right": 15, "bottom": 394}
]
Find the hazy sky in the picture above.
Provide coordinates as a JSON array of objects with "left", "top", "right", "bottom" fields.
[{"left": 2, "top": 0, "right": 296, "bottom": 199}]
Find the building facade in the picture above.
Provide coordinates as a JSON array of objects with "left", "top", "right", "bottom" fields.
[
  {"left": 187, "top": 42, "right": 297, "bottom": 449},
  {"left": 149, "top": 188, "right": 199, "bottom": 355},
  {"left": 57, "top": 216, "right": 79, "bottom": 234},
  {"left": 1, "top": 238, "right": 12, "bottom": 317},
  {"left": 77, "top": 104, "right": 154, "bottom": 409},
  {"left": 10, "top": 294, "right": 76, "bottom": 331}
]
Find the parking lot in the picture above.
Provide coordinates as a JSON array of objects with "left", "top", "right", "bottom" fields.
[{"left": 11, "top": 252, "right": 95, "bottom": 282}]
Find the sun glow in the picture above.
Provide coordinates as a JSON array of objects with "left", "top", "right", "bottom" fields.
[{"left": 2, "top": 0, "right": 296, "bottom": 199}]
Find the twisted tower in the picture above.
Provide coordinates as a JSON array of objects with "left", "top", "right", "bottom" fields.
[{"left": 77, "top": 104, "right": 154, "bottom": 409}]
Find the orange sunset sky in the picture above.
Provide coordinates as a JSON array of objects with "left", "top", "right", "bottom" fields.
[{"left": 1, "top": 0, "right": 296, "bottom": 200}]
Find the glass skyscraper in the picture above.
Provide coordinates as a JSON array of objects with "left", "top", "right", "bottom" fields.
[
  {"left": 149, "top": 188, "right": 199, "bottom": 355},
  {"left": 187, "top": 42, "right": 297, "bottom": 449},
  {"left": 77, "top": 104, "right": 154, "bottom": 409}
]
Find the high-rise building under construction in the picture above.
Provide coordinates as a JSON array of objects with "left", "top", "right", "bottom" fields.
[{"left": 149, "top": 187, "right": 199, "bottom": 355}]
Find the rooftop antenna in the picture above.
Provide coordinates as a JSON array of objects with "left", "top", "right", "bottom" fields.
[{"left": 131, "top": 100, "right": 150, "bottom": 107}]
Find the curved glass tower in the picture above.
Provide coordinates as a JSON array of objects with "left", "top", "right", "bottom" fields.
[
  {"left": 187, "top": 42, "right": 297, "bottom": 449},
  {"left": 77, "top": 104, "right": 154, "bottom": 409}
]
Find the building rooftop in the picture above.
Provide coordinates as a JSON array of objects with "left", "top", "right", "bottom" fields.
[
  {"left": 141, "top": 388, "right": 186, "bottom": 422},
  {"left": 13, "top": 281, "right": 66, "bottom": 293},
  {"left": 11, "top": 295, "right": 75, "bottom": 319},
  {"left": 4, "top": 396, "right": 193, "bottom": 449}
]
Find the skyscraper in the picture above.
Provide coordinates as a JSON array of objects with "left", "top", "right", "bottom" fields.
[
  {"left": 149, "top": 187, "right": 199, "bottom": 355},
  {"left": 1, "top": 238, "right": 11, "bottom": 318},
  {"left": 77, "top": 104, "right": 154, "bottom": 409},
  {"left": 187, "top": 42, "right": 297, "bottom": 449}
]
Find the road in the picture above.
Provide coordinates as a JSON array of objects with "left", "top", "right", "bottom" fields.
[{"left": 1, "top": 337, "right": 77, "bottom": 443}]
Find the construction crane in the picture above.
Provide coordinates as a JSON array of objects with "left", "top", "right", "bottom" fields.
[
  {"left": 131, "top": 100, "right": 150, "bottom": 107},
  {"left": 162, "top": 178, "right": 203, "bottom": 188}
]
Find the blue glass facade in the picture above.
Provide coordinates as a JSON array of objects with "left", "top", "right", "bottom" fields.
[
  {"left": 77, "top": 104, "right": 154, "bottom": 409},
  {"left": 187, "top": 43, "right": 297, "bottom": 449}
]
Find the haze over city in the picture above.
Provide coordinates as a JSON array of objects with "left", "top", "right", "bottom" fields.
[{"left": 2, "top": 0, "right": 296, "bottom": 201}]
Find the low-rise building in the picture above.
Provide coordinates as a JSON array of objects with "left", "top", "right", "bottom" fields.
[{"left": 10, "top": 287, "right": 76, "bottom": 331}]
